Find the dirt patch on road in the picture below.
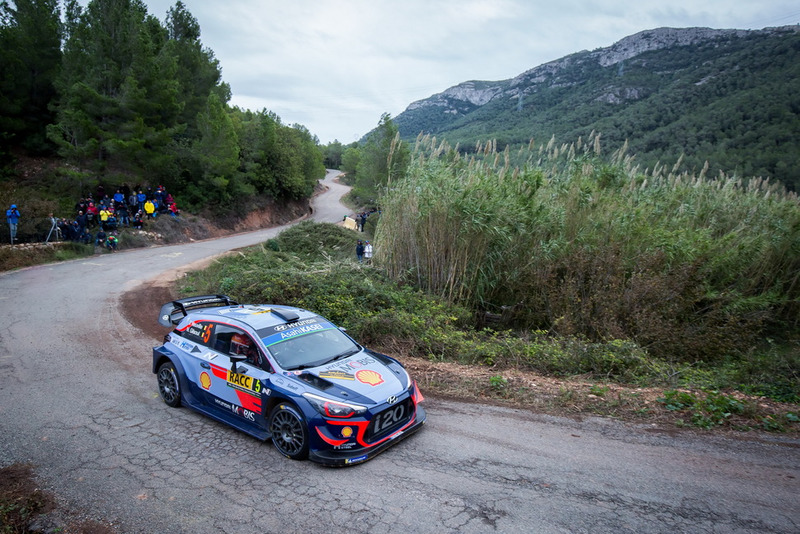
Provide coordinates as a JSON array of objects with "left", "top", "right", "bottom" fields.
[{"left": 0, "top": 464, "right": 113, "bottom": 534}]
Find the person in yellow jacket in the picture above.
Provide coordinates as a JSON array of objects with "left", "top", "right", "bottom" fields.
[
  {"left": 144, "top": 199, "right": 156, "bottom": 218},
  {"left": 99, "top": 207, "right": 111, "bottom": 229}
]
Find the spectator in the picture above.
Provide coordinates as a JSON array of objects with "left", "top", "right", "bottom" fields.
[
  {"left": 128, "top": 191, "right": 138, "bottom": 212},
  {"left": 76, "top": 210, "right": 88, "bottom": 236},
  {"left": 137, "top": 190, "right": 146, "bottom": 212},
  {"left": 117, "top": 203, "right": 129, "bottom": 227},
  {"left": 86, "top": 202, "right": 98, "bottom": 227},
  {"left": 364, "top": 241, "right": 373, "bottom": 264},
  {"left": 95, "top": 228, "right": 107, "bottom": 247},
  {"left": 356, "top": 240, "right": 364, "bottom": 263},
  {"left": 169, "top": 202, "right": 180, "bottom": 217},
  {"left": 132, "top": 211, "right": 144, "bottom": 229},
  {"left": 144, "top": 199, "right": 156, "bottom": 218},
  {"left": 106, "top": 234, "right": 118, "bottom": 251},
  {"left": 106, "top": 212, "right": 117, "bottom": 231},
  {"left": 6, "top": 204, "right": 20, "bottom": 244},
  {"left": 58, "top": 218, "right": 72, "bottom": 241},
  {"left": 99, "top": 206, "right": 111, "bottom": 229}
]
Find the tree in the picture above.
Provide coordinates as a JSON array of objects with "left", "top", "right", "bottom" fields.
[
  {"left": 47, "top": 0, "right": 181, "bottom": 177},
  {"left": 0, "top": 0, "right": 61, "bottom": 156},
  {"left": 354, "top": 113, "right": 409, "bottom": 203},
  {"left": 164, "top": 0, "right": 227, "bottom": 139},
  {"left": 187, "top": 92, "right": 240, "bottom": 206},
  {"left": 340, "top": 145, "right": 360, "bottom": 180},
  {"left": 322, "top": 140, "right": 344, "bottom": 169}
]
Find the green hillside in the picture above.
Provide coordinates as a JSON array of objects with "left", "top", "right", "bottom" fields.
[{"left": 393, "top": 27, "right": 800, "bottom": 191}]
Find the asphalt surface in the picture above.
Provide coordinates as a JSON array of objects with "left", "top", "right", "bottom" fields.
[{"left": 1, "top": 170, "right": 798, "bottom": 533}]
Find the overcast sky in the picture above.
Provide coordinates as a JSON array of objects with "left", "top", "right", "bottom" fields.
[{"left": 137, "top": 0, "right": 799, "bottom": 144}]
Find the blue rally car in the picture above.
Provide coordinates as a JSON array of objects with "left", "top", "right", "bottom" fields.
[{"left": 152, "top": 295, "right": 426, "bottom": 466}]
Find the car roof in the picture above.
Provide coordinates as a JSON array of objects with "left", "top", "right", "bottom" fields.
[
  {"left": 159, "top": 294, "right": 321, "bottom": 331},
  {"left": 189, "top": 304, "right": 320, "bottom": 332}
]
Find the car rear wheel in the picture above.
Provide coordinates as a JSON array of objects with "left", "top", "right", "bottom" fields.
[
  {"left": 157, "top": 361, "right": 182, "bottom": 407},
  {"left": 269, "top": 403, "right": 309, "bottom": 460}
]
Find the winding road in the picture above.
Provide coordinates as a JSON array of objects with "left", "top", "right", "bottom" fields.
[{"left": 0, "top": 170, "right": 798, "bottom": 533}]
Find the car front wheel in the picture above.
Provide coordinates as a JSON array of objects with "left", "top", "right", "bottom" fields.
[
  {"left": 157, "top": 361, "right": 182, "bottom": 408},
  {"left": 269, "top": 403, "right": 309, "bottom": 460}
]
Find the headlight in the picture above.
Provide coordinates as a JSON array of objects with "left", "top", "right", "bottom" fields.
[{"left": 303, "top": 392, "right": 367, "bottom": 418}]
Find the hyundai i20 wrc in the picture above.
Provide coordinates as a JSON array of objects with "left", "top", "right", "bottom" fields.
[{"left": 152, "top": 295, "right": 426, "bottom": 466}]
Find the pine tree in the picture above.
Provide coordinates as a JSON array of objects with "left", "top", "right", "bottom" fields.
[
  {"left": 0, "top": 0, "right": 61, "bottom": 156},
  {"left": 47, "top": 0, "right": 181, "bottom": 176}
]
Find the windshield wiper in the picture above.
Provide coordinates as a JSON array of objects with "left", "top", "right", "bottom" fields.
[{"left": 321, "top": 348, "right": 359, "bottom": 366}]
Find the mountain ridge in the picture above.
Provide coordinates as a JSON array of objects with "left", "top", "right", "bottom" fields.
[
  {"left": 392, "top": 25, "right": 800, "bottom": 189},
  {"left": 404, "top": 26, "right": 796, "bottom": 115}
]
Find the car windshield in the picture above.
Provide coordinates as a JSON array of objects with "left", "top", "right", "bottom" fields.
[{"left": 262, "top": 326, "right": 360, "bottom": 371}]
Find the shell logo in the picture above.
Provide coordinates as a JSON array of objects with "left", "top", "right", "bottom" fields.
[
  {"left": 341, "top": 426, "right": 353, "bottom": 438},
  {"left": 355, "top": 369, "right": 384, "bottom": 386},
  {"left": 200, "top": 371, "right": 212, "bottom": 390}
]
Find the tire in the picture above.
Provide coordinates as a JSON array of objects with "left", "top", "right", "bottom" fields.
[
  {"left": 157, "top": 361, "right": 182, "bottom": 408},
  {"left": 269, "top": 403, "right": 309, "bottom": 460}
]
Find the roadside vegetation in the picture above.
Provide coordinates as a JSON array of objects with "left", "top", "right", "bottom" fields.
[
  {"left": 183, "top": 129, "right": 799, "bottom": 434},
  {"left": 180, "top": 216, "right": 798, "bottom": 433}
]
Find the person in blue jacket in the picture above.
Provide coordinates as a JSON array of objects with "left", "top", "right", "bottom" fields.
[{"left": 6, "top": 204, "right": 20, "bottom": 244}]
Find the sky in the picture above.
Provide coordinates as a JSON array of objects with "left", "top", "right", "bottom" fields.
[{"left": 136, "top": 0, "right": 799, "bottom": 145}]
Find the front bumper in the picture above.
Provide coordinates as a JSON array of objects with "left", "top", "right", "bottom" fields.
[{"left": 308, "top": 405, "right": 426, "bottom": 466}]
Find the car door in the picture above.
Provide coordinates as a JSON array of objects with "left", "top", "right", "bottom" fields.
[
  {"left": 201, "top": 323, "right": 270, "bottom": 428},
  {"left": 175, "top": 319, "right": 224, "bottom": 408}
]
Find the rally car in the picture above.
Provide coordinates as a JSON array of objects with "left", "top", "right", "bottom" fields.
[{"left": 152, "top": 295, "right": 426, "bottom": 466}]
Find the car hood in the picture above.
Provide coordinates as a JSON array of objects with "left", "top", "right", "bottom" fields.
[{"left": 295, "top": 351, "right": 407, "bottom": 404}]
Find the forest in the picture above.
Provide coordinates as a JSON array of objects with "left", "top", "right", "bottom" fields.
[{"left": 0, "top": 0, "right": 325, "bottom": 216}]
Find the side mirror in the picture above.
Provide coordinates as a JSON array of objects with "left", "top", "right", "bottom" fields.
[{"left": 229, "top": 353, "right": 247, "bottom": 374}]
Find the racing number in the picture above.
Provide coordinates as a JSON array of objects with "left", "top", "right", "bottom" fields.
[
  {"left": 371, "top": 405, "right": 406, "bottom": 435},
  {"left": 202, "top": 323, "right": 213, "bottom": 343}
]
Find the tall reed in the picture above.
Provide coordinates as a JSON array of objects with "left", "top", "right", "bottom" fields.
[{"left": 375, "top": 134, "right": 800, "bottom": 361}]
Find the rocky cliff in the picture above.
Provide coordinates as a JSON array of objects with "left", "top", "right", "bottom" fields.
[{"left": 402, "top": 26, "right": 799, "bottom": 115}]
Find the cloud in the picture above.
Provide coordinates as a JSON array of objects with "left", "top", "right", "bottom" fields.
[{"left": 140, "top": 0, "right": 799, "bottom": 144}]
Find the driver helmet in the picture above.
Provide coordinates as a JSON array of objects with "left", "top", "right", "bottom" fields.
[{"left": 230, "top": 333, "right": 252, "bottom": 356}]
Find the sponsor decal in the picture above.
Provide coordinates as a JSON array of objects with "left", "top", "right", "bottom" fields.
[
  {"left": 356, "top": 369, "right": 384, "bottom": 386},
  {"left": 213, "top": 398, "right": 256, "bottom": 422},
  {"left": 262, "top": 320, "right": 334, "bottom": 346},
  {"left": 199, "top": 351, "right": 217, "bottom": 361},
  {"left": 341, "top": 426, "right": 353, "bottom": 438},
  {"left": 318, "top": 370, "right": 355, "bottom": 381},
  {"left": 386, "top": 395, "right": 398, "bottom": 405},
  {"left": 345, "top": 454, "right": 369, "bottom": 465},
  {"left": 199, "top": 372, "right": 211, "bottom": 390},
  {"left": 334, "top": 443, "right": 356, "bottom": 450},
  {"left": 178, "top": 340, "right": 194, "bottom": 352},
  {"left": 279, "top": 323, "right": 324, "bottom": 340},
  {"left": 324, "top": 356, "right": 376, "bottom": 374},
  {"left": 272, "top": 318, "right": 319, "bottom": 332},
  {"left": 226, "top": 370, "right": 262, "bottom": 397}
]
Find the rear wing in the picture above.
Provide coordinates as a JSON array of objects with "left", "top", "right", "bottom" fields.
[{"left": 158, "top": 294, "right": 238, "bottom": 327}]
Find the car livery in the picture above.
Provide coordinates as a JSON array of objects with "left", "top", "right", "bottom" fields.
[{"left": 152, "top": 295, "right": 426, "bottom": 466}]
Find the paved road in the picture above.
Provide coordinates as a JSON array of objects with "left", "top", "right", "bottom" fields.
[{"left": 1, "top": 170, "right": 798, "bottom": 533}]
